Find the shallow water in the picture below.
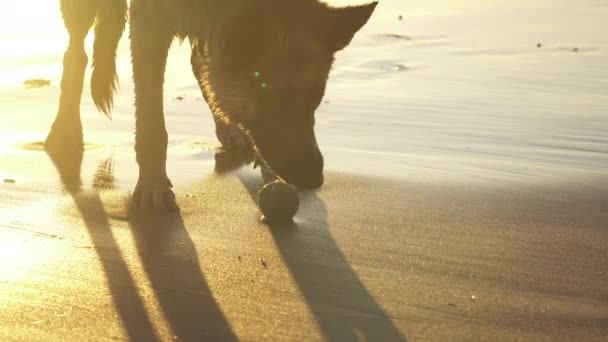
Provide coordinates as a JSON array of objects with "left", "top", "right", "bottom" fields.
[{"left": 0, "top": 0, "right": 607, "bottom": 188}]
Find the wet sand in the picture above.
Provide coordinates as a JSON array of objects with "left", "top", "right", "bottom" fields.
[
  {"left": 0, "top": 150, "right": 607, "bottom": 341},
  {"left": 1, "top": 0, "right": 607, "bottom": 340}
]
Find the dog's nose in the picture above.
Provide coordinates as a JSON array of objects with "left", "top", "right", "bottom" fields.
[
  {"left": 280, "top": 149, "right": 324, "bottom": 190},
  {"left": 292, "top": 172, "right": 324, "bottom": 190}
]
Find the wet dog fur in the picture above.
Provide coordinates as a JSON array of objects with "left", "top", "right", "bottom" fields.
[{"left": 46, "top": 0, "right": 377, "bottom": 211}]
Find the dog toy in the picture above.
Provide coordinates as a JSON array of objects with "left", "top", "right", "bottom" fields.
[{"left": 258, "top": 180, "right": 299, "bottom": 223}]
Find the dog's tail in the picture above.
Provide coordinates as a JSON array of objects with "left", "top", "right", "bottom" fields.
[{"left": 91, "top": 0, "right": 127, "bottom": 117}]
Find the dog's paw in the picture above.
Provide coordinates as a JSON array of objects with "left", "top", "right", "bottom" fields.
[
  {"left": 216, "top": 121, "right": 252, "bottom": 153},
  {"left": 131, "top": 178, "right": 178, "bottom": 212}
]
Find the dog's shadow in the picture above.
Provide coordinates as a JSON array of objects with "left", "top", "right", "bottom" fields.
[
  {"left": 48, "top": 149, "right": 237, "bottom": 341},
  {"left": 48, "top": 149, "right": 405, "bottom": 341},
  {"left": 226, "top": 151, "right": 406, "bottom": 341}
]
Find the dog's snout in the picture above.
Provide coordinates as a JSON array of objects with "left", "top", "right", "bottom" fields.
[
  {"left": 293, "top": 170, "right": 324, "bottom": 190},
  {"left": 279, "top": 147, "right": 324, "bottom": 190}
]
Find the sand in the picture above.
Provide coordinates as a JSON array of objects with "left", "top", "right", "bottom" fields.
[
  {"left": 1, "top": 159, "right": 606, "bottom": 341},
  {"left": 1, "top": 0, "right": 607, "bottom": 340}
]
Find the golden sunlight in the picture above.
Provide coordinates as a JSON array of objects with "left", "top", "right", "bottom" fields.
[
  {"left": 0, "top": 0, "right": 606, "bottom": 340},
  {"left": 0, "top": 1, "right": 67, "bottom": 85}
]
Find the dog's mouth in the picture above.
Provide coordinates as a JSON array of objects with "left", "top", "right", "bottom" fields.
[
  {"left": 278, "top": 161, "right": 324, "bottom": 190},
  {"left": 253, "top": 141, "right": 324, "bottom": 190}
]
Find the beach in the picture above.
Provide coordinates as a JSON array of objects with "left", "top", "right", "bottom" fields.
[{"left": 1, "top": 0, "right": 607, "bottom": 340}]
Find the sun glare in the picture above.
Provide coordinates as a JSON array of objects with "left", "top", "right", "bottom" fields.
[{"left": 0, "top": 1, "right": 68, "bottom": 86}]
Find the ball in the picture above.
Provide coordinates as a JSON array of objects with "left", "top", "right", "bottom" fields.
[{"left": 258, "top": 180, "right": 300, "bottom": 223}]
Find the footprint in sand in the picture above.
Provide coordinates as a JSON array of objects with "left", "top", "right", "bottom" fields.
[{"left": 377, "top": 33, "right": 412, "bottom": 41}]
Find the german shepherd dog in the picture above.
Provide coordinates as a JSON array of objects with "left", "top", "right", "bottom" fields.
[{"left": 45, "top": 0, "right": 377, "bottom": 211}]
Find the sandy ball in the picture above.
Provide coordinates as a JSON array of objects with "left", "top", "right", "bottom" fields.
[{"left": 258, "top": 181, "right": 299, "bottom": 223}]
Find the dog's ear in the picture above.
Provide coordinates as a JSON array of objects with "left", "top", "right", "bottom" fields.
[{"left": 321, "top": 2, "right": 378, "bottom": 52}]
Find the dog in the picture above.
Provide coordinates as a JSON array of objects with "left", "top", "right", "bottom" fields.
[{"left": 45, "top": 0, "right": 377, "bottom": 211}]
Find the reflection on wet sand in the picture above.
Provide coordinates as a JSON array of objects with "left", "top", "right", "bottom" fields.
[
  {"left": 47, "top": 149, "right": 237, "bottom": 340},
  {"left": 92, "top": 158, "right": 116, "bottom": 190},
  {"left": 47, "top": 149, "right": 157, "bottom": 340},
  {"left": 46, "top": 147, "right": 406, "bottom": 340}
]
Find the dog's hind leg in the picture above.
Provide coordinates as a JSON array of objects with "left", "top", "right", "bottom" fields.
[
  {"left": 45, "top": 0, "right": 97, "bottom": 153},
  {"left": 130, "top": 1, "right": 177, "bottom": 211}
]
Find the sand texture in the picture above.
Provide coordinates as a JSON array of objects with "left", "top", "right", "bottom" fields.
[
  {"left": 1, "top": 155, "right": 607, "bottom": 341},
  {"left": 1, "top": 0, "right": 607, "bottom": 340}
]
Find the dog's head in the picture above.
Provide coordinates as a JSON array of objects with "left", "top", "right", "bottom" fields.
[{"left": 198, "top": 0, "right": 377, "bottom": 189}]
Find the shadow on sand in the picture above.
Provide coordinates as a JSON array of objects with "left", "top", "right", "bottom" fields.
[
  {"left": 47, "top": 148, "right": 405, "bottom": 341},
  {"left": 47, "top": 149, "right": 237, "bottom": 341},
  {"left": 223, "top": 151, "right": 406, "bottom": 342}
]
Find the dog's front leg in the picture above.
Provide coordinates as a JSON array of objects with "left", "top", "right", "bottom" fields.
[
  {"left": 130, "top": 1, "right": 177, "bottom": 211},
  {"left": 189, "top": 42, "right": 252, "bottom": 153}
]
